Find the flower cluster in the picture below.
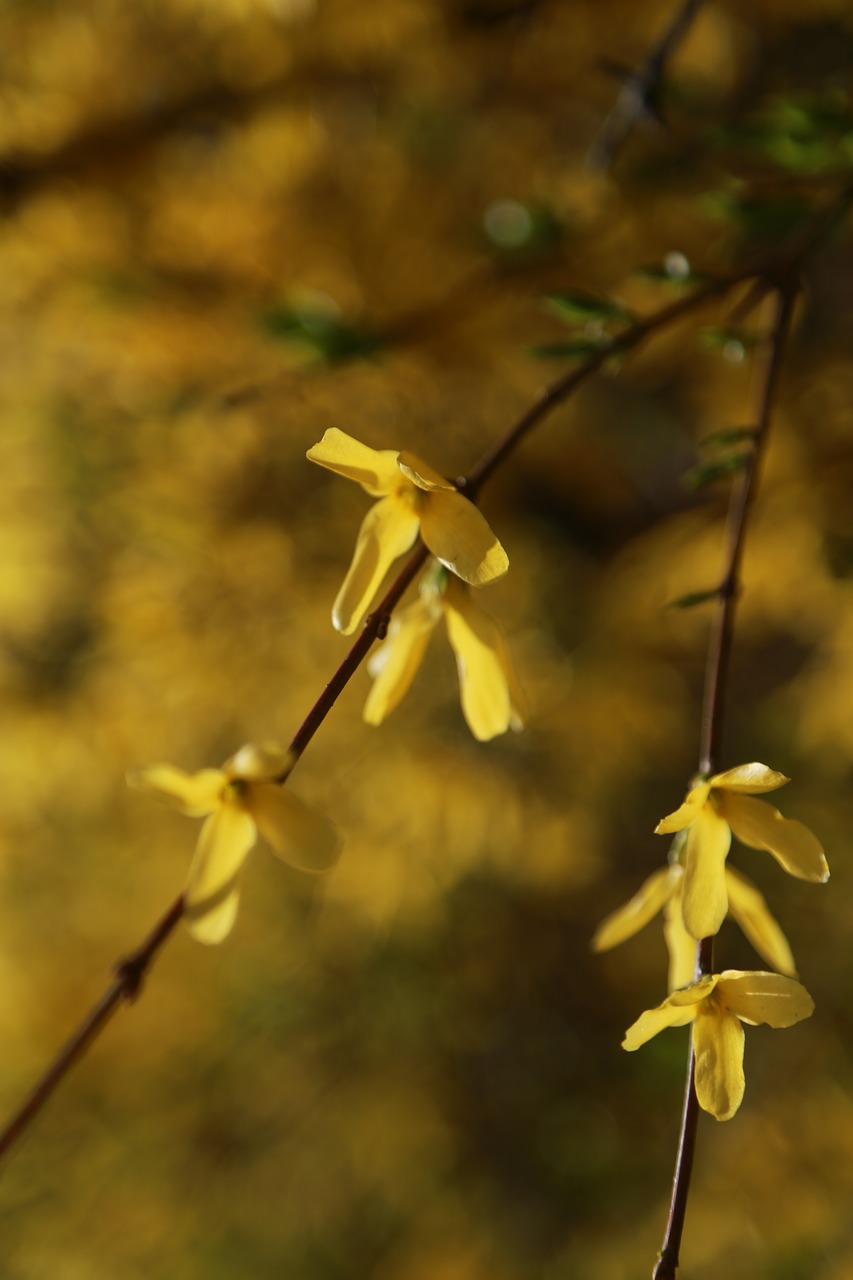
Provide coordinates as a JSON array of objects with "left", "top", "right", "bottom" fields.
[
  {"left": 131, "top": 430, "right": 521, "bottom": 945},
  {"left": 595, "top": 762, "right": 827, "bottom": 1119}
]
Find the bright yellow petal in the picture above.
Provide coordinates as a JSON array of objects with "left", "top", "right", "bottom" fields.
[
  {"left": 224, "top": 742, "right": 293, "bottom": 783},
  {"left": 681, "top": 803, "right": 732, "bottom": 938},
  {"left": 443, "top": 580, "right": 521, "bottom": 740},
  {"left": 710, "top": 762, "right": 789, "bottom": 794},
  {"left": 622, "top": 992, "right": 702, "bottom": 1052},
  {"left": 591, "top": 865, "right": 679, "bottom": 952},
  {"left": 306, "top": 428, "right": 401, "bottom": 496},
  {"left": 185, "top": 801, "right": 256, "bottom": 944},
  {"left": 419, "top": 490, "right": 508, "bottom": 586},
  {"left": 719, "top": 793, "right": 829, "bottom": 883},
  {"left": 663, "top": 886, "right": 698, "bottom": 991},
  {"left": 716, "top": 970, "right": 814, "bottom": 1028},
  {"left": 692, "top": 1005, "right": 745, "bottom": 1121},
  {"left": 364, "top": 595, "right": 439, "bottom": 725},
  {"left": 332, "top": 494, "right": 421, "bottom": 634},
  {"left": 396, "top": 451, "right": 456, "bottom": 492},
  {"left": 247, "top": 782, "right": 342, "bottom": 874},
  {"left": 126, "top": 764, "right": 225, "bottom": 816},
  {"left": 655, "top": 782, "right": 711, "bottom": 834},
  {"left": 725, "top": 866, "right": 796, "bottom": 976}
]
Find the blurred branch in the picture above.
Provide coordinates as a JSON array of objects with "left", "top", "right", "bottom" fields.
[
  {"left": 652, "top": 282, "right": 800, "bottom": 1280},
  {"left": 587, "top": 0, "right": 704, "bottom": 171}
]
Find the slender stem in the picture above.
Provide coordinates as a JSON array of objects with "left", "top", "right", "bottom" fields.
[
  {"left": 0, "top": 893, "right": 185, "bottom": 1160},
  {"left": 651, "top": 284, "right": 798, "bottom": 1280},
  {"left": 587, "top": 0, "right": 705, "bottom": 171}
]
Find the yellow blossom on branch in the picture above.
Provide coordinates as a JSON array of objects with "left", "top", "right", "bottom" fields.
[
  {"left": 128, "top": 743, "right": 341, "bottom": 944},
  {"left": 307, "top": 428, "right": 509, "bottom": 634},
  {"left": 364, "top": 568, "right": 524, "bottom": 741},
  {"left": 592, "top": 862, "right": 797, "bottom": 990},
  {"left": 622, "top": 969, "right": 814, "bottom": 1121},
  {"left": 655, "top": 763, "right": 828, "bottom": 940}
]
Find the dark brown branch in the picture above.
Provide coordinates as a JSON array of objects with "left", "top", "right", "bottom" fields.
[
  {"left": 587, "top": 0, "right": 705, "bottom": 171},
  {"left": 651, "top": 285, "right": 798, "bottom": 1280}
]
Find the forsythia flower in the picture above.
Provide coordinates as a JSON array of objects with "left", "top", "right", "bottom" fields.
[
  {"left": 364, "top": 569, "right": 524, "bottom": 741},
  {"left": 655, "top": 763, "right": 828, "bottom": 940},
  {"left": 622, "top": 969, "right": 814, "bottom": 1121},
  {"left": 307, "top": 428, "right": 509, "bottom": 634},
  {"left": 128, "top": 743, "right": 341, "bottom": 944},
  {"left": 592, "top": 862, "right": 797, "bottom": 990}
]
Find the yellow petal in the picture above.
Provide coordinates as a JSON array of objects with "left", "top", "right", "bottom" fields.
[
  {"left": 224, "top": 742, "right": 293, "bottom": 783},
  {"left": 126, "top": 764, "right": 225, "bottom": 816},
  {"left": 247, "top": 782, "right": 342, "bottom": 874},
  {"left": 185, "top": 800, "right": 256, "bottom": 944},
  {"left": 443, "top": 579, "right": 522, "bottom": 740},
  {"left": 681, "top": 803, "right": 732, "bottom": 938},
  {"left": 622, "top": 977, "right": 716, "bottom": 1051},
  {"left": 591, "top": 865, "right": 679, "bottom": 952},
  {"left": 692, "top": 1005, "right": 745, "bottom": 1121},
  {"left": 396, "top": 451, "right": 456, "bottom": 492},
  {"left": 719, "top": 793, "right": 829, "bottom": 883},
  {"left": 710, "top": 762, "right": 789, "bottom": 794},
  {"left": 725, "top": 866, "right": 796, "bottom": 976},
  {"left": 306, "top": 428, "right": 401, "bottom": 496},
  {"left": 655, "top": 782, "right": 711, "bottom": 834},
  {"left": 663, "top": 888, "right": 698, "bottom": 991},
  {"left": 332, "top": 494, "right": 421, "bottom": 634},
  {"left": 716, "top": 970, "right": 814, "bottom": 1028},
  {"left": 363, "top": 595, "right": 439, "bottom": 725},
  {"left": 419, "top": 490, "right": 508, "bottom": 586}
]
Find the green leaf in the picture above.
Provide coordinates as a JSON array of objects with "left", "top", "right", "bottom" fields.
[
  {"left": 700, "top": 426, "right": 757, "bottom": 450},
  {"left": 528, "top": 339, "right": 607, "bottom": 359},
  {"left": 668, "top": 587, "right": 720, "bottom": 610},
  {"left": 543, "top": 290, "right": 634, "bottom": 325},
  {"left": 685, "top": 454, "right": 750, "bottom": 490},
  {"left": 260, "top": 306, "right": 382, "bottom": 362}
]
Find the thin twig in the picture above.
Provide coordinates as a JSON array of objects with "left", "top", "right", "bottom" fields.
[
  {"left": 0, "top": 270, "right": 744, "bottom": 1163},
  {"left": 587, "top": 0, "right": 705, "bottom": 171},
  {"left": 651, "top": 284, "right": 798, "bottom": 1280}
]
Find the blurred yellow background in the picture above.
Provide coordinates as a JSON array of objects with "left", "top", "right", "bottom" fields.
[{"left": 2, "top": 1, "right": 853, "bottom": 1277}]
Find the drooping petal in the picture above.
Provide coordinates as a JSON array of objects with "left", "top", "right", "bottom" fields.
[
  {"left": 655, "top": 782, "right": 711, "bottom": 834},
  {"left": 224, "top": 742, "right": 293, "bottom": 783},
  {"left": 363, "top": 595, "right": 440, "bottom": 725},
  {"left": 692, "top": 1005, "right": 745, "bottom": 1121},
  {"left": 248, "top": 782, "right": 342, "bottom": 874},
  {"left": 725, "top": 866, "right": 796, "bottom": 976},
  {"left": 332, "top": 494, "right": 421, "bottom": 634},
  {"left": 306, "top": 428, "right": 402, "bottom": 496},
  {"left": 716, "top": 970, "right": 814, "bottom": 1028},
  {"left": 710, "top": 762, "right": 789, "bottom": 794},
  {"left": 419, "top": 490, "right": 508, "bottom": 586},
  {"left": 127, "top": 764, "right": 225, "bottom": 816},
  {"left": 622, "top": 976, "right": 717, "bottom": 1051},
  {"left": 185, "top": 800, "right": 256, "bottom": 943},
  {"left": 397, "top": 452, "right": 456, "bottom": 492},
  {"left": 719, "top": 793, "right": 829, "bottom": 883},
  {"left": 591, "top": 865, "right": 679, "bottom": 952},
  {"left": 681, "top": 803, "right": 732, "bottom": 939},
  {"left": 443, "top": 580, "right": 522, "bottom": 740},
  {"left": 663, "top": 887, "right": 698, "bottom": 991}
]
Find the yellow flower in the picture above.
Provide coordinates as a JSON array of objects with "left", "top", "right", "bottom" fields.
[
  {"left": 307, "top": 428, "right": 509, "bottom": 634},
  {"left": 592, "top": 862, "right": 797, "bottom": 990},
  {"left": 128, "top": 743, "right": 341, "bottom": 944},
  {"left": 655, "top": 763, "right": 828, "bottom": 940},
  {"left": 622, "top": 969, "right": 814, "bottom": 1121},
  {"left": 364, "top": 569, "right": 524, "bottom": 741}
]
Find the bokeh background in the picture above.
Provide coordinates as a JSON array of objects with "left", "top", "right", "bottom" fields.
[{"left": 2, "top": 1, "right": 853, "bottom": 1277}]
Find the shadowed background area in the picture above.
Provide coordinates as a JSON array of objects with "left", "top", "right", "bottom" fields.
[{"left": 2, "top": 1, "right": 853, "bottom": 1277}]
